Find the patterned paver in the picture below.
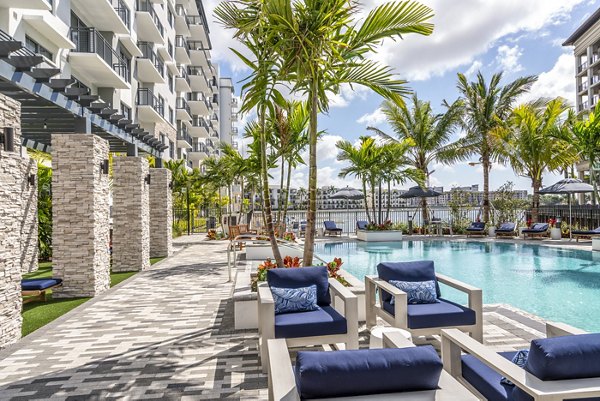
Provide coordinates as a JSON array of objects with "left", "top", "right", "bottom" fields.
[{"left": 0, "top": 236, "right": 568, "bottom": 400}]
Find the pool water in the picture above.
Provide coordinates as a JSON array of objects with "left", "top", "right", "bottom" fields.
[{"left": 315, "top": 241, "right": 600, "bottom": 332}]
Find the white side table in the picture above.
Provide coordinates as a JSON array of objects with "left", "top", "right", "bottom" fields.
[{"left": 369, "top": 326, "right": 412, "bottom": 349}]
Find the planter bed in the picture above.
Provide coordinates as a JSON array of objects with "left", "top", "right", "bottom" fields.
[
  {"left": 245, "top": 243, "right": 304, "bottom": 260},
  {"left": 357, "top": 230, "right": 403, "bottom": 242}
]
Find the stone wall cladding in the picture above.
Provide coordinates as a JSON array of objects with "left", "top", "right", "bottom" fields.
[
  {"left": 20, "top": 159, "right": 38, "bottom": 274},
  {"left": 149, "top": 168, "right": 173, "bottom": 258},
  {"left": 0, "top": 93, "right": 22, "bottom": 151},
  {"left": 112, "top": 157, "right": 150, "bottom": 272},
  {"left": 51, "top": 134, "right": 111, "bottom": 298},
  {"left": 155, "top": 121, "right": 177, "bottom": 153}
]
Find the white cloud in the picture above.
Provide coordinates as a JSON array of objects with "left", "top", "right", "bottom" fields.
[
  {"left": 357, "top": 108, "right": 386, "bottom": 126},
  {"left": 496, "top": 45, "right": 523, "bottom": 73},
  {"left": 465, "top": 60, "right": 483, "bottom": 77},
  {"left": 521, "top": 53, "right": 575, "bottom": 105},
  {"left": 368, "top": 0, "right": 585, "bottom": 81}
]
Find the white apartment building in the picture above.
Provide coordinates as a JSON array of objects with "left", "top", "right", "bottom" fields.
[{"left": 0, "top": 0, "right": 235, "bottom": 167}]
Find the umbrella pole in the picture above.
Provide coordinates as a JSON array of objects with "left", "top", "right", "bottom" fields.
[{"left": 569, "top": 193, "right": 573, "bottom": 241}]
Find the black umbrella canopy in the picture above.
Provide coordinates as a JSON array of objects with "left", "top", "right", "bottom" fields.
[
  {"left": 399, "top": 186, "right": 442, "bottom": 198},
  {"left": 329, "top": 186, "right": 363, "bottom": 200},
  {"left": 539, "top": 178, "right": 594, "bottom": 194}
]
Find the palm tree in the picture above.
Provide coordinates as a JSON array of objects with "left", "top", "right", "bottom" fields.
[
  {"left": 267, "top": 0, "right": 434, "bottom": 265},
  {"left": 296, "top": 187, "right": 308, "bottom": 210},
  {"left": 453, "top": 71, "right": 537, "bottom": 223},
  {"left": 369, "top": 95, "right": 463, "bottom": 223},
  {"left": 165, "top": 160, "right": 204, "bottom": 235},
  {"left": 569, "top": 104, "right": 600, "bottom": 203},
  {"left": 496, "top": 98, "right": 578, "bottom": 221}
]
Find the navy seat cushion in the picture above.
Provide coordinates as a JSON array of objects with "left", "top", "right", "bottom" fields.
[
  {"left": 267, "top": 266, "right": 330, "bottom": 306},
  {"left": 461, "top": 351, "right": 517, "bottom": 401},
  {"left": 467, "top": 222, "right": 485, "bottom": 230},
  {"left": 21, "top": 278, "right": 63, "bottom": 291},
  {"left": 274, "top": 306, "right": 347, "bottom": 339},
  {"left": 382, "top": 298, "right": 476, "bottom": 329},
  {"left": 523, "top": 223, "right": 548, "bottom": 232},
  {"left": 356, "top": 221, "right": 368, "bottom": 230},
  {"left": 497, "top": 223, "right": 516, "bottom": 232},
  {"left": 377, "top": 261, "right": 440, "bottom": 304},
  {"left": 295, "top": 345, "right": 442, "bottom": 399}
]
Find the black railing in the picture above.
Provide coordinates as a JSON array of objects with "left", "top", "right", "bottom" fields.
[
  {"left": 137, "top": 88, "right": 163, "bottom": 116},
  {"left": 187, "top": 91, "right": 204, "bottom": 102},
  {"left": 136, "top": 0, "right": 164, "bottom": 38},
  {"left": 192, "top": 116, "right": 209, "bottom": 129},
  {"left": 113, "top": 0, "right": 130, "bottom": 29},
  {"left": 210, "top": 76, "right": 217, "bottom": 87},
  {"left": 178, "top": 66, "right": 189, "bottom": 82},
  {"left": 70, "top": 27, "right": 129, "bottom": 82},
  {"left": 175, "top": 4, "right": 187, "bottom": 18},
  {"left": 137, "top": 42, "right": 164, "bottom": 78},
  {"left": 176, "top": 97, "right": 191, "bottom": 116},
  {"left": 192, "top": 142, "right": 207, "bottom": 153},
  {"left": 187, "top": 40, "right": 209, "bottom": 58},
  {"left": 177, "top": 130, "right": 192, "bottom": 146},
  {"left": 175, "top": 35, "right": 190, "bottom": 57},
  {"left": 529, "top": 205, "right": 600, "bottom": 230},
  {"left": 212, "top": 94, "right": 218, "bottom": 104}
]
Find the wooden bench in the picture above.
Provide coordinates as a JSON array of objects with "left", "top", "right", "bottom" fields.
[{"left": 22, "top": 278, "right": 63, "bottom": 304}]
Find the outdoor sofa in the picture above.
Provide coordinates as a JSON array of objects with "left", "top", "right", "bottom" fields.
[
  {"left": 21, "top": 278, "right": 62, "bottom": 304},
  {"left": 572, "top": 226, "right": 600, "bottom": 242},
  {"left": 466, "top": 222, "right": 486, "bottom": 237},
  {"left": 495, "top": 222, "right": 517, "bottom": 238},
  {"left": 324, "top": 220, "right": 343, "bottom": 236},
  {"left": 440, "top": 322, "right": 600, "bottom": 401},
  {"left": 258, "top": 266, "right": 359, "bottom": 372},
  {"left": 365, "top": 260, "right": 483, "bottom": 342},
  {"left": 521, "top": 223, "right": 549, "bottom": 239},
  {"left": 267, "top": 330, "right": 478, "bottom": 401}
]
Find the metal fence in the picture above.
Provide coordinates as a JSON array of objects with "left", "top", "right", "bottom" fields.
[{"left": 529, "top": 205, "right": 600, "bottom": 230}]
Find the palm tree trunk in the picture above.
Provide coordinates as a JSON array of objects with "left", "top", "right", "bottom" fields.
[
  {"left": 531, "top": 177, "right": 541, "bottom": 222},
  {"left": 386, "top": 180, "right": 391, "bottom": 221},
  {"left": 282, "top": 158, "right": 293, "bottom": 231},
  {"left": 277, "top": 157, "right": 285, "bottom": 225},
  {"left": 421, "top": 197, "right": 428, "bottom": 228},
  {"left": 362, "top": 179, "right": 371, "bottom": 223},
  {"left": 590, "top": 156, "right": 597, "bottom": 205},
  {"left": 378, "top": 181, "right": 383, "bottom": 224},
  {"left": 303, "top": 84, "right": 319, "bottom": 266},
  {"left": 371, "top": 181, "right": 376, "bottom": 225},
  {"left": 483, "top": 155, "right": 491, "bottom": 223}
]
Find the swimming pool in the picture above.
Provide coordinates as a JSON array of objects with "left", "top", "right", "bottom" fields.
[{"left": 315, "top": 241, "right": 600, "bottom": 332}]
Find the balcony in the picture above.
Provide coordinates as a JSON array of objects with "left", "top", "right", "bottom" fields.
[
  {"left": 1, "top": 0, "right": 51, "bottom": 10},
  {"left": 176, "top": 97, "right": 193, "bottom": 123},
  {"left": 177, "top": 129, "right": 192, "bottom": 149},
  {"left": 69, "top": 28, "right": 130, "bottom": 89},
  {"left": 210, "top": 112, "right": 218, "bottom": 124},
  {"left": 137, "top": 42, "right": 165, "bottom": 83},
  {"left": 231, "top": 112, "right": 238, "bottom": 122},
  {"left": 188, "top": 40, "right": 210, "bottom": 68},
  {"left": 579, "top": 81, "right": 589, "bottom": 93},
  {"left": 175, "top": 66, "right": 191, "bottom": 92},
  {"left": 187, "top": 15, "right": 209, "bottom": 44},
  {"left": 175, "top": 4, "right": 191, "bottom": 37},
  {"left": 578, "top": 61, "right": 589, "bottom": 76},
  {"left": 232, "top": 126, "right": 239, "bottom": 135},
  {"left": 211, "top": 93, "right": 218, "bottom": 106},
  {"left": 210, "top": 75, "right": 218, "bottom": 89},
  {"left": 175, "top": 35, "right": 191, "bottom": 65},
  {"left": 22, "top": 13, "right": 75, "bottom": 50},
  {"left": 232, "top": 97, "right": 239, "bottom": 108},
  {"left": 187, "top": 92, "right": 210, "bottom": 115},
  {"left": 137, "top": 88, "right": 164, "bottom": 123},
  {"left": 71, "top": 0, "right": 129, "bottom": 34},
  {"left": 189, "top": 142, "right": 209, "bottom": 161},
  {"left": 136, "top": 0, "right": 164, "bottom": 43},
  {"left": 190, "top": 117, "right": 210, "bottom": 138},
  {"left": 188, "top": 66, "right": 210, "bottom": 92}
]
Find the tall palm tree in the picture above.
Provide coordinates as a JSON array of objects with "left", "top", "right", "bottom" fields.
[
  {"left": 267, "top": 0, "right": 434, "bottom": 265},
  {"left": 497, "top": 98, "right": 578, "bottom": 221},
  {"left": 454, "top": 71, "right": 537, "bottom": 222},
  {"left": 369, "top": 95, "right": 463, "bottom": 223},
  {"left": 569, "top": 104, "right": 600, "bottom": 203}
]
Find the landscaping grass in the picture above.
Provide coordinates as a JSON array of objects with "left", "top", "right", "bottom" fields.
[{"left": 21, "top": 257, "right": 165, "bottom": 337}]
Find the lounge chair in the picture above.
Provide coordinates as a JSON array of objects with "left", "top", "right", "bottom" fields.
[
  {"left": 267, "top": 330, "right": 479, "bottom": 401},
  {"left": 495, "top": 222, "right": 517, "bottom": 238},
  {"left": 441, "top": 322, "right": 598, "bottom": 401},
  {"left": 258, "top": 266, "right": 358, "bottom": 372},
  {"left": 572, "top": 226, "right": 600, "bottom": 242},
  {"left": 365, "top": 260, "right": 483, "bottom": 342},
  {"left": 356, "top": 220, "right": 368, "bottom": 231},
  {"left": 522, "top": 223, "right": 549, "bottom": 239},
  {"left": 466, "top": 222, "right": 486, "bottom": 237},
  {"left": 323, "top": 220, "right": 343, "bottom": 236},
  {"left": 21, "top": 278, "right": 63, "bottom": 304}
]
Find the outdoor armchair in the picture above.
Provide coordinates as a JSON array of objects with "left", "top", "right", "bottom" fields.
[
  {"left": 366, "top": 260, "right": 483, "bottom": 342},
  {"left": 522, "top": 223, "right": 549, "bottom": 239},
  {"left": 267, "top": 330, "right": 479, "bottom": 401},
  {"left": 466, "top": 222, "right": 486, "bottom": 237},
  {"left": 324, "top": 220, "right": 343, "bottom": 236},
  {"left": 496, "top": 222, "right": 517, "bottom": 238},
  {"left": 440, "top": 322, "right": 598, "bottom": 401},
  {"left": 258, "top": 266, "right": 359, "bottom": 372}
]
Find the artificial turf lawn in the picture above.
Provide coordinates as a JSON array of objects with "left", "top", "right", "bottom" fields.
[{"left": 21, "top": 257, "right": 165, "bottom": 337}]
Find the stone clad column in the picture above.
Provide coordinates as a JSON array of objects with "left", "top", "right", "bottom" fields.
[
  {"left": 52, "top": 134, "right": 111, "bottom": 298},
  {"left": 20, "top": 158, "right": 38, "bottom": 274},
  {"left": 112, "top": 157, "right": 150, "bottom": 272},
  {"left": 149, "top": 168, "right": 173, "bottom": 258}
]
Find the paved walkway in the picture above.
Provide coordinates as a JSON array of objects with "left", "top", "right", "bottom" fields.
[{"left": 0, "top": 236, "right": 559, "bottom": 400}]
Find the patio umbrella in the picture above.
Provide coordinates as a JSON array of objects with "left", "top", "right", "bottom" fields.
[
  {"left": 539, "top": 178, "right": 594, "bottom": 239},
  {"left": 329, "top": 187, "right": 363, "bottom": 233},
  {"left": 399, "top": 186, "right": 443, "bottom": 229}
]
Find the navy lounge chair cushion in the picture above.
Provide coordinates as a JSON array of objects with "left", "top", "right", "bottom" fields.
[
  {"left": 274, "top": 305, "right": 346, "bottom": 339},
  {"left": 461, "top": 351, "right": 517, "bottom": 401},
  {"left": 323, "top": 221, "right": 342, "bottom": 231},
  {"left": 382, "top": 298, "right": 476, "bottom": 329},
  {"left": 497, "top": 222, "right": 516, "bottom": 232},
  {"left": 295, "top": 345, "right": 442, "bottom": 399},
  {"left": 377, "top": 260, "right": 440, "bottom": 303},
  {"left": 21, "top": 278, "right": 63, "bottom": 291},
  {"left": 267, "top": 266, "right": 331, "bottom": 306},
  {"left": 572, "top": 227, "right": 600, "bottom": 235},
  {"left": 467, "top": 222, "right": 486, "bottom": 231},
  {"left": 356, "top": 220, "right": 368, "bottom": 230},
  {"left": 522, "top": 223, "right": 548, "bottom": 233}
]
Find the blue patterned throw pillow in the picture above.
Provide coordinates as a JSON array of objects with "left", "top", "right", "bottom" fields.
[
  {"left": 501, "top": 350, "right": 529, "bottom": 386},
  {"left": 389, "top": 280, "right": 439, "bottom": 305},
  {"left": 271, "top": 285, "right": 319, "bottom": 315}
]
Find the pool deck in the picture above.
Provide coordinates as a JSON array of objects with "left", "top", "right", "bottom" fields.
[{"left": 0, "top": 235, "right": 586, "bottom": 400}]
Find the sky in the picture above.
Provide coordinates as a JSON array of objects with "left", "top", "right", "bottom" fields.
[{"left": 204, "top": 0, "right": 600, "bottom": 193}]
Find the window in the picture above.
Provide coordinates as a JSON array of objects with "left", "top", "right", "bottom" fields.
[
  {"left": 25, "top": 36, "right": 53, "bottom": 60},
  {"left": 160, "top": 133, "right": 166, "bottom": 144},
  {"left": 169, "top": 107, "right": 174, "bottom": 124},
  {"left": 121, "top": 103, "right": 132, "bottom": 120},
  {"left": 119, "top": 49, "right": 131, "bottom": 83},
  {"left": 158, "top": 95, "right": 165, "bottom": 117},
  {"left": 168, "top": 40, "right": 173, "bottom": 58},
  {"left": 168, "top": 73, "right": 174, "bottom": 93},
  {"left": 169, "top": 140, "right": 175, "bottom": 159},
  {"left": 167, "top": 8, "right": 174, "bottom": 27}
]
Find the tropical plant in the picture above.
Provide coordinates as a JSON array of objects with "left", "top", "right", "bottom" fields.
[
  {"left": 568, "top": 103, "right": 600, "bottom": 203},
  {"left": 29, "top": 150, "right": 52, "bottom": 260},
  {"left": 452, "top": 71, "right": 537, "bottom": 223},
  {"left": 165, "top": 160, "right": 205, "bottom": 236},
  {"left": 495, "top": 98, "right": 578, "bottom": 221},
  {"left": 491, "top": 181, "right": 530, "bottom": 225},
  {"left": 369, "top": 94, "right": 463, "bottom": 223}
]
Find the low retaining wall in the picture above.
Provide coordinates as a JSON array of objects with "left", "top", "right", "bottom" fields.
[{"left": 357, "top": 230, "right": 403, "bottom": 242}]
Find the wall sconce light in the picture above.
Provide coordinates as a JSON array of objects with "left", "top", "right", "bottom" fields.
[
  {"left": 145, "top": 173, "right": 151, "bottom": 185},
  {"left": 0, "top": 127, "right": 15, "bottom": 152},
  {"left": 28, "top": 174, "right": 36, "bottom": 186},
  {"left": 100, "top": 159, "right": 109, "bottom": 175},
  {"left": 43, "top": 119, "right": 48, "bottom": 130},
  {"left": 168, "top": 180, "right": 173, "bottom": 190}
]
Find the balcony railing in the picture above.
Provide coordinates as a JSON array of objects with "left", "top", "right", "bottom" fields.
[
  {"left": 212, "top": 94, "right": 218, "bottom": 104},
  {"left": 138, "top": 42, "right": 164, "bottom": 78},
  {"left": 175, "top": 35, "right": 190, "bottom": 56},
  {"left": 192, "top": 116, "right": 209, "bottom": 129},
  {"left": 137, "top": 88, "right": 164, "bottom": 116},
  {"left": 232, "top": 98, "right": 238, "bottom": 108},
  {"left": 70, "top": 27, "right": 129, "bottom": 82},
  {"left": 210, "top": 76, "right": 218, "bottom": 87},
  {"left": 178, "top": 66, "right": 189, "bottom": 82},
  {"left": 113, "top": 0, "right": 130, "bottom": 29},
  {"left": 579, "top": 81, "right": 589, "bottom": 92},
  {"left": 176, "top": 97, "right": 191, "bottom": 116},
  {"left": 191, "top": 142, "right": 207, "bottom": 153},
  {"left": 136, "top": 0, "right": 164, "bottom": 38},
  {"left": 232, "top": 126, "right": 239, "bottom": 135},
  {"left": 578, "top": 61, "right": 589, "bottom": 73},
  {"left": 187, "top": 91, "right": 204, "bottom": 102},
  {"left": 177, "top": 130, "right": 192, "bottom": 145}
]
